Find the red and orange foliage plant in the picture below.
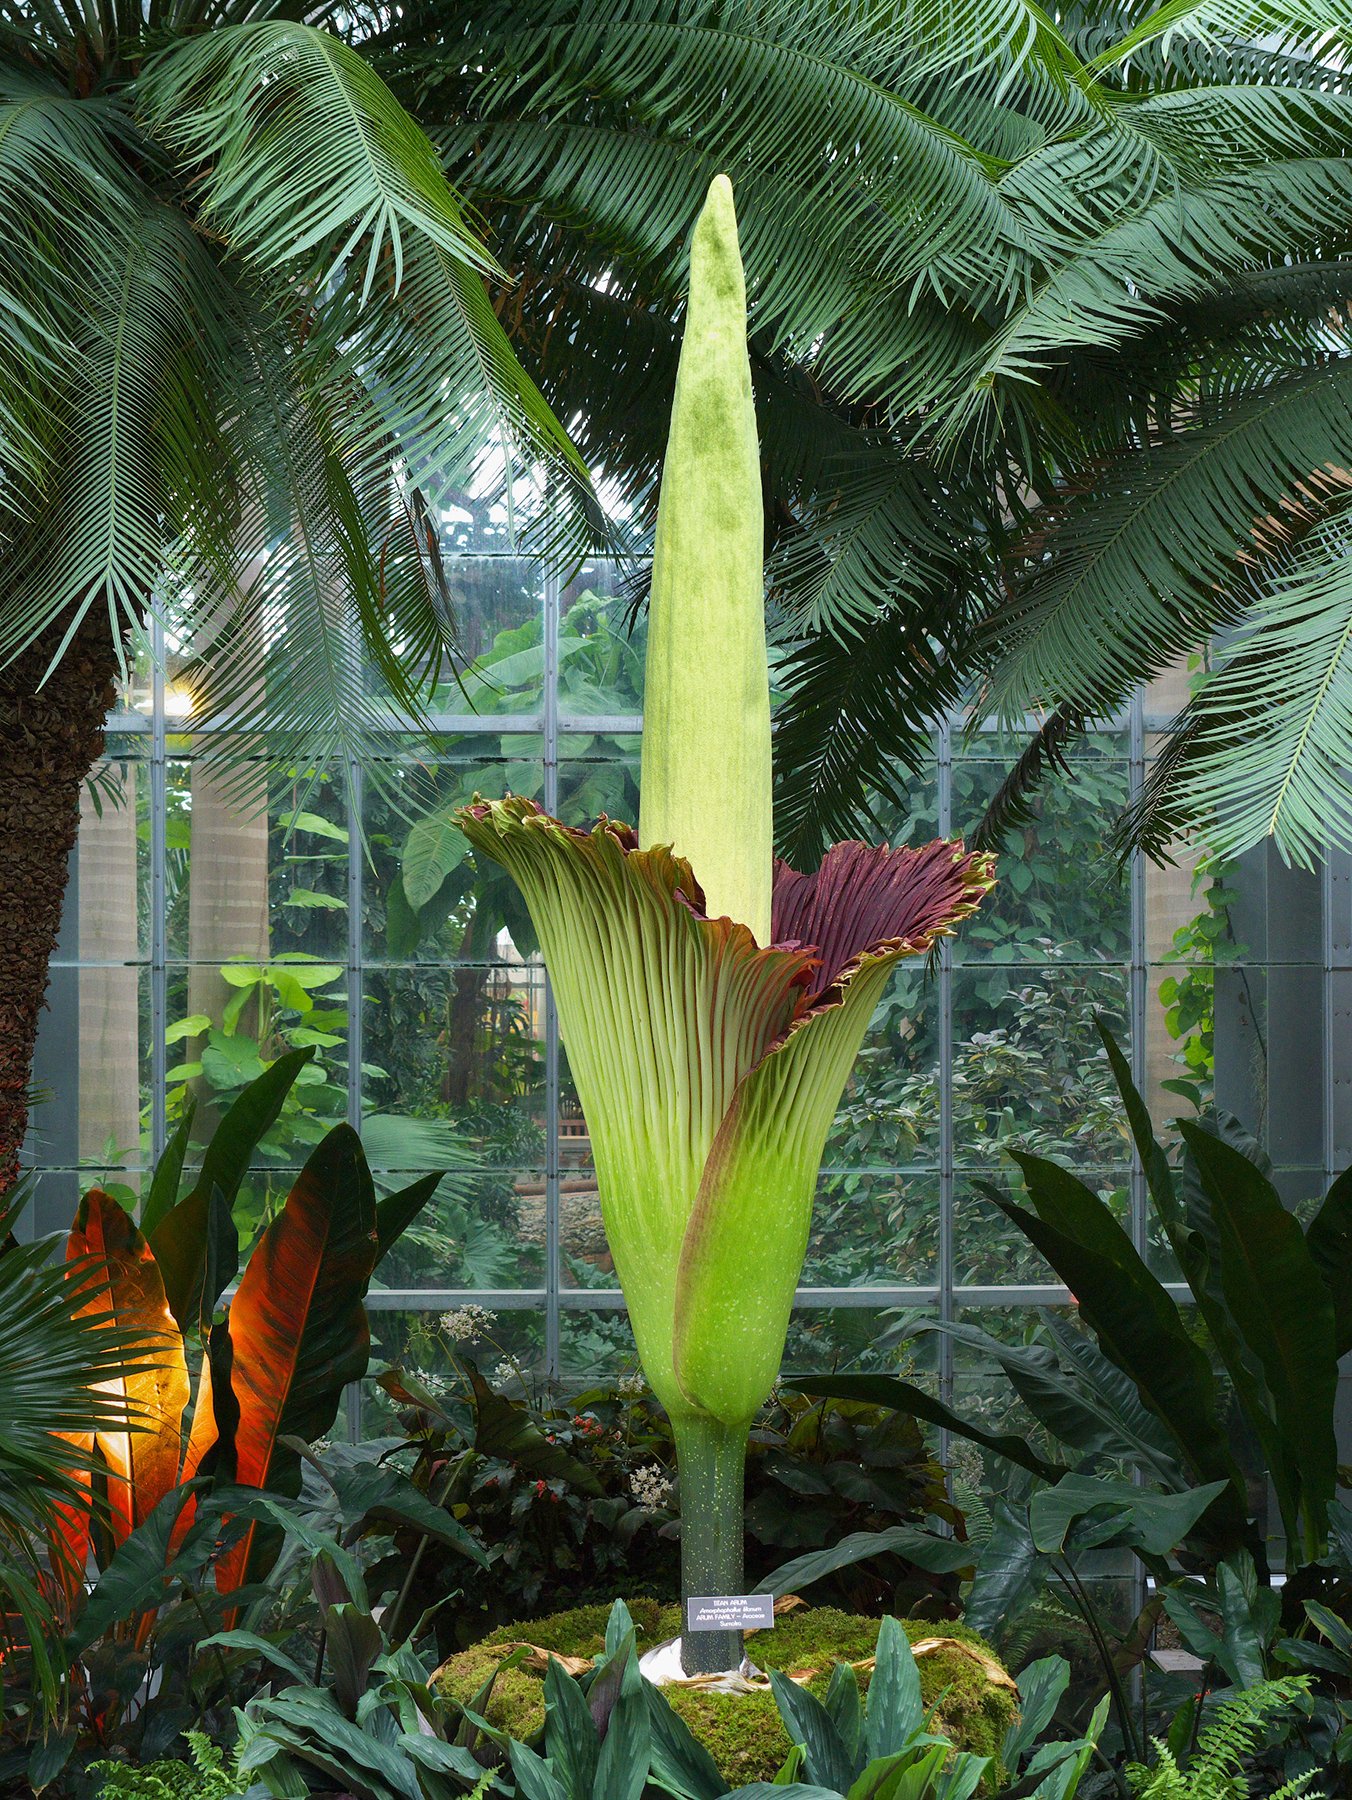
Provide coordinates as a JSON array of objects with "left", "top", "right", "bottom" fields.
[{"left": 48, "top": 1049, "right": 437, "bottom": 1697}]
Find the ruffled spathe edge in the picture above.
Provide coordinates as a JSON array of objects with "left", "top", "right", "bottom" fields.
[{"left": 461, "top": 795, "right": 995, "bottom": 1027}]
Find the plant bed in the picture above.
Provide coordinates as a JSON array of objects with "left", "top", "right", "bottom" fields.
[{"left": 435, "top": 1599, "right": 1017, "bottom": 1789}]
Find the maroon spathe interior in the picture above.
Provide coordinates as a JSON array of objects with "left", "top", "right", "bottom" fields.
[{"left": 772, "top": 839, "right": 978, "bottom": 1001}]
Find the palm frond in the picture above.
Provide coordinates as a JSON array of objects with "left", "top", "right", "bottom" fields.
[
  {"left": 0, "top": 1218, "right": 157, "bottom": 1548},
  {"left": 427, "top": 0, "right": 1030, "bottom": 330},
  {"left": 0, "top": 79, "right": 141, "bottom": 506},
  {"left": 948, "top": 155, "right": 1352, "bottom": 434},
  {"left": 139, "top": 20, "right": 492, "bottom": 293},
  {"left": 176, "top": 292, "right": 435, "bottom": 785},
  {"left": 1128, "top": 511, "right": 1352, "bottom": 868},
  {"left": 971, "top": 705, "right": 1087, "bottom": 851},
  {"left": 1095, "top": 0, "right": 1352, "bottom": 72},
  {"left": 767, "top": 449, "right": 981, "bottom": 637},
  {"left": 982, "top": 357, "right": 1352, "bottom": 720},
  {"left": 141, "top": 21, "right": 600, "bottom": 558},
  {"left": 772, "top": 583, "right": 981, "bottom": 866},
  {"left": 334, "top": 233, "right": 596, "bottom": 565},
  {"left": 0, "top": 202, "right": 227, "bottom": 673}
]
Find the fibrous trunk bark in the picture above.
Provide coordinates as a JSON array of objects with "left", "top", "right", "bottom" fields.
[{"left": 0, "top": 612, "right": 120, "bottom": 1194}]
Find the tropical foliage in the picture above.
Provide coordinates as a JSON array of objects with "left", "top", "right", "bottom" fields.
[
  {"left": 372, "top": 0, "right": 1352, "bottom": 868},
  {"left": 0, "top": 1057, "right": 469, "bottom": 1781},
  {"left": 0, "top": 0, "right": 586, "bottom": 767}
]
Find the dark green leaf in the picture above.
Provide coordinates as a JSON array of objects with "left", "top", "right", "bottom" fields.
[
  {"left": 864, "top": 1617, "right": 923, "bottom": 1762},
  {"left": 786, "top": 1373, "right": 1064, "bottom": 1481},
  {"left": 374, "top": 1171, "right": 443, "bottom": 1268},
  {"left": 763, "top": 1527, "right": 973, "bottom": 1598},
  {"left": 140, "top": 1097, "right": 197, "bottom": 1237},
  {"left": 1306, "top": 1164, "right": 1352, "bottom": 1358},
  {"left": 151, "top": 1048, "right": 316, "bottom": 1334},
  {"left": 768, "top": 1670, "right": 855, "bottom": 1792},
  {"left": 1180, "top": 1122, "right": 1338, "bottom": 1544}
]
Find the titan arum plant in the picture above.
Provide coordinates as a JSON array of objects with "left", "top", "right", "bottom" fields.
[{"left": 459, "top": 175, "right": 993, "bottom": 1678}]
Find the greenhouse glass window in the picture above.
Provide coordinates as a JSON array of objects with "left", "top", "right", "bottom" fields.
[{"left": 24, "top": 548, "right": 1344, "bottom": 1432}]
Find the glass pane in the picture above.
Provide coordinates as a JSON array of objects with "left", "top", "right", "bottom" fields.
[
  {"left": 825, "top": 964, "right": 940, "bottom": 1168},
  {"left": 76, "top": 757, "right": 149, "bottom": 960},
  {"left": 806, "top": 1169, "right": 940, "bottom": 1287},
  {"left": 428, "top": 557, "right": 545, "bottom": 710},
  {"left": 952, "top": 753, "right": 1131, "bottom": 962},
  {"left": 783, "top": 1303, "right": 921, "bottom": 1376},
  {"left": 370, "top": 1164, "right": 547, "bottom": 1291},
  {"left": 951, "top": 965, "right": 1129, "bottom": 1167},
  {"left": 953, "top": 1169, "right": 1129, "bottom": 1289},
  {"left": 560, "top": 1306, "right": 643, "bottom": 1385},
  {"left": 558, "top": 564, "right": 646, "bottom": 717},
  {"left": 362, "top": 1306, "right": 547, "bottom": 1433},
  {"left": 362, "top": 966, "right": 545, "bottom": 1162},
  {"left": 162, "top": 959, "right": 349, "bottom": 1164},
  {"left": 363, "top": 746, "right": 544, "bottom": 965},
  {"left": 558, "top": 734, "right": 640, "bottom": 830},
  {"left": 29, "top": 964, "right": 151, "bottom": 1178},
  {"left": 163, "top": 755, "right": 349, "bottom": 965}
]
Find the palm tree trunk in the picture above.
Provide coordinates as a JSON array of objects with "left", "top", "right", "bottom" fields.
[{"left": 0, "top": 612, "right": 120, "bottom": 1194}]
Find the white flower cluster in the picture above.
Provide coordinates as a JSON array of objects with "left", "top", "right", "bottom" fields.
[
  {"left": 494, "top": 1358, "right": 520, "bottom": 1385},
  {"left": 628, "top": 1464, "right": 673, "bottom": 1510},
  {"left": 413, "top": 1369, "right": 452, "bottom": 1398},
  {"left": 439, "top": 1304, "right": 498, "bottom": 1343},
  {"left": 616, "top": 1372, "right": 646, "bottom": 1399}
]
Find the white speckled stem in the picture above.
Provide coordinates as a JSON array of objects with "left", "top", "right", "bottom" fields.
[{"left": 674, "top": 1412, "right": 747, "bottom": 1676}]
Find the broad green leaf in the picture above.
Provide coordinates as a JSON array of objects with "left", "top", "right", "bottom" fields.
[
  {"left": 864, "top": 1618, "right": 924, "bottom": 1762},
  {"left": 768, "top": 1670, "right": 855, "bottom": 1793},
  {"left": 151, "top": 1047, "right": 316, "bottom": 1336},
  {"left": 1306, "top": 1164, "right": 1352, "bottom": 1357},
  {"left": 543, "top": 1653, "right": 599, "bottom": 1798},
  {"left": 164, "top": 1015, "right": 212, "bottom": 1045},
  {"left": 402, "top": 809, "right": 469, "bottom": 910},
  {"left": 1180, "top": 1122, "right": 1338, "bottom": 1548},
  {"left": 288, "top": 810, "right": 349, "bottom": 842},
  {"left": 965, "top": 1499, "right": 1047, "bottom": 1640},
  {"left": 787, "top": 1373, "right": 1064, "bottom": 1482},
  {"left": 1028, "top": 1475, "right": 1228, "bottom": 1557},
  {"left": 140, "top": 1097, "right": 197, "bottom": 1236},
  {"left": 763, "top": 1526, "right": 973, "bottom": 1597},
  {"left": 997, "top": 1154, "right": 1248, "bottom": 1537}
]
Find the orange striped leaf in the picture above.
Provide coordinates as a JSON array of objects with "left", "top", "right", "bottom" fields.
[{"left": 66, "top": 1190, "right": 190, "bottom": 1547}]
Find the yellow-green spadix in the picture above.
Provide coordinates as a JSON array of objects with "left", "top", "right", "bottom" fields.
[
  {"left": 458, "top": 174, "right": 994, "bottom": 1676},
  {"left": 639, "top": 172, "right": 772, "bottom": 944}
]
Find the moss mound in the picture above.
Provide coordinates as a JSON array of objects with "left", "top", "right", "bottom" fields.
[{"left": 435, "top": 1600, "right": 1017, "bottom": 1788}]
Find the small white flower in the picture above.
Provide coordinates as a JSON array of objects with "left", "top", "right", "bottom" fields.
[
  {"left": 439, "top": 1305, "right": 498, "bottom": 1343},
  {"left": 628, "top": 1464, "right": 673, "bottom": 1509},
  {"left": 493, "top": 1358, "right": 520, "bottom": 1384},
  {"left": 616, "top": 1372, "right": 646, "bottom": 1399}
]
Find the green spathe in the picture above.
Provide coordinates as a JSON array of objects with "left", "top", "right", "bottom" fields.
[{"left": 639, "top": 173, "right": 772, "bottom": 945}]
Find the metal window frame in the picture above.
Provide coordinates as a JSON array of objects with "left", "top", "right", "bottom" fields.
[{"left": 103, "top": 557, "right": 1169, "bottom": 1386}]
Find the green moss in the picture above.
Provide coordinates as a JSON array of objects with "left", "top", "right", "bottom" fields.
[{"left": 436, "top": 1601, "right": 1017, "bottom": 1788}]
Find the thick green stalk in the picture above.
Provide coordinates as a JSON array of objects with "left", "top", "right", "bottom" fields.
[
  {"left": 672, "top": 1411, "right": 747, "bottom": 1676},
  {"left": 639, "top": 173, "right": 772, "bottom": 944}
]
